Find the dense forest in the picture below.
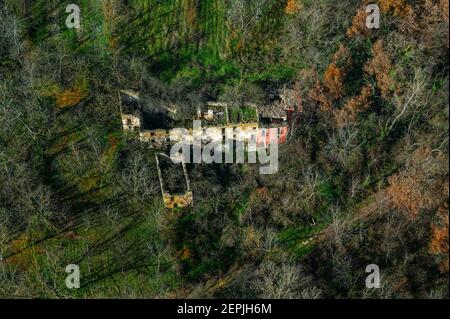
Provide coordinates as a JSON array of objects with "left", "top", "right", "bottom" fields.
[{"left": 0, "top": 0, "right": 448, "bottom": 298}]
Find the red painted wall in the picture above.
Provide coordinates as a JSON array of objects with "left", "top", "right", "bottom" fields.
[{"left": 257, "top": 127, "right": 288, "bottom": 147}]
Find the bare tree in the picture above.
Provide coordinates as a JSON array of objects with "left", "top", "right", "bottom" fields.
[
  {"left": 226, "top": 0, "right": 267, "bottom": 35},
  {"left": 252, "top": 256, "right": 322, "bottom": 299},
  {"left": 0, "top": 3, "right": 24, "bottom": 64}
]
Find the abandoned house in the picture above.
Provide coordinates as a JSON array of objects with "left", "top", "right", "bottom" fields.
[
  {"left": 120, "top": 89, "right": 142, "bottom": 132},
  {"left": 119, "top": 88, "right": 301, "bottom": 209},
  {"left": 120, "top": 89, "right": 184, "bottom": 147},
  {"left": 256, "top": 100, "right": 294, "bottom": 147},
  {"left": 257, "top": 101, "right": 288, "bottom": 125}
]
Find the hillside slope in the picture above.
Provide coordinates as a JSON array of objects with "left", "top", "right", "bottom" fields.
[{"left": 0, "top": 0, "right": 448, "bottom": 298}]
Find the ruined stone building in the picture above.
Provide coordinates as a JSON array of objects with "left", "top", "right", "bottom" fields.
[{"left": 119, "top": 88, "right": 301, "bottom": 209}]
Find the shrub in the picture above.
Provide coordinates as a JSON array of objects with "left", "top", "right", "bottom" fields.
[
  {"left": 346, "top": 5, "right": 369, "bottom": 38},
  {"left": 387, "top": 146, "right": 448, "bottom": 218},
  {"left": 56, "top": 76, "right": 89, "bottom": 109},
  {"left": 364, "top": 40, "right": 396, "bottom": 99},
  {"left": 309, "top": 44, "right": 352, "bottom": 110},
  {"left": 335, "top": 83, "right": 372, "bottom": 126},
  {"left": 429, "top": 204, "right": 449, "bottom": 273},
  {"left": 285, "top": 0, "right": 303, "bottom": 14}
]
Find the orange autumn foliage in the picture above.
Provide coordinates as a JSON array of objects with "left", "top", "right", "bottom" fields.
[
  {"left": 387, "top": 174, "right": 429, "bottom": 216},
  {"left": 378, "top": 0, "right": 412, "bottom": 18},
  {"left": 324, "top": 45, "right": 352, "bottom": 100},
  {"left": 323, "top": 63, "right": 345, "bottom": 100},
  {"left": 56, "top": 77, "right": 89, "bottom": 109},
  {"left": 6, "top": 235, "right": 43, "bottom": 269},
  {"left": 253, "top": 186, "right": 270, "bottom": 202},
  {"left": 335, "top": 84, "right": 372, "bottom": 126},
  {"left": 56, "top": 87, "right": 88, "bottom": 108},
  {"left": 422, "top": 0, "right": 449, "bottom": 49},
  {"left": 347, "top": 0, "right": 418, "bottom": 37},
  {"left": 332, "top": 43, "right": 352, "bottom": 67},
  {"left": 309, "top": 44, "right": 352, "bottom": 110},
  {"left": 387, "top": 146, "right": 449, "bottom": 218},
  {"left": 179, "top": 247, "right": 191, "bottom": 260},
  {"left": 346, "top": 6, "right": 369, "bottom": 38},
  {"left": 387, "top": 172, "right": 447, "bottom": 218},
  {"left": 308, "top": 80, "right": 332, "bottom": 111},
  {"left": 285, "top": 0, "right": 302, "bottom": 14},
  {"left": 364, "top": 40, "right": 396, "bottom": 99},
  {"left": 379, "top": 0, "right": 417, "bottom": 33},
  {"left": 346, "top": 0, "right": 378, "bottom": 38},
  {"left": 429, "top": 204, "right": 449, "bottom": 273}
]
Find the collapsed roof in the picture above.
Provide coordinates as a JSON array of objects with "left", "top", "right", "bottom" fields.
[{"left": 257, "top": 101, "right": 288, "bottom": 120}]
